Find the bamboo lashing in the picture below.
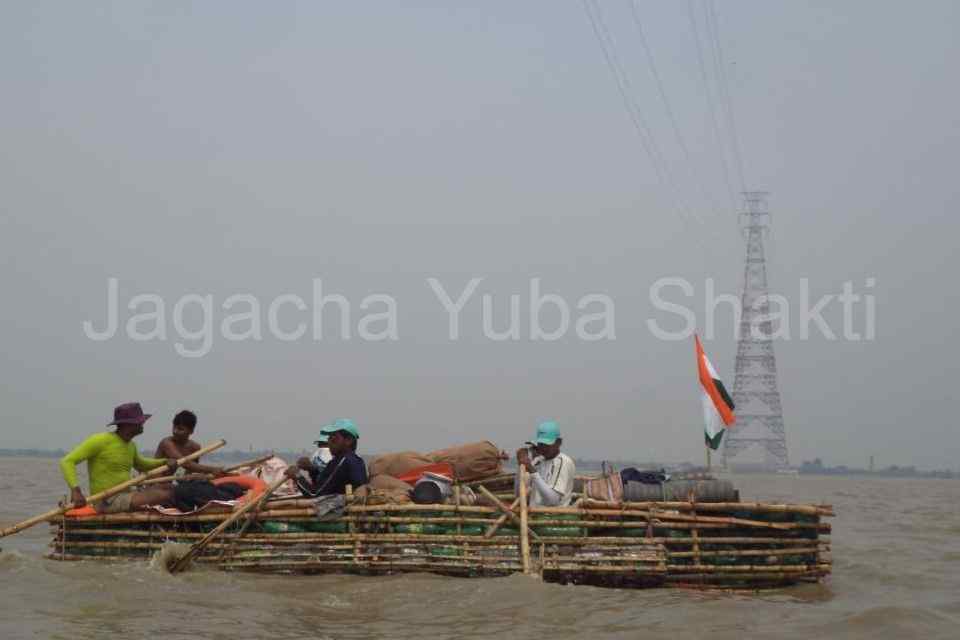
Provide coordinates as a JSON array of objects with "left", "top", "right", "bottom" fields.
[
  {"left": 0, "top": 439, "right": 227, "bottom": 539},
  {"left": 170, "top": 474, "right": 287, "bottom": 573}
]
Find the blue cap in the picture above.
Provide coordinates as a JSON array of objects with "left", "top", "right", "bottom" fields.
[
  {"left": 325, "top": 417, "right": 359, "bottom": 440},
  {"left": 534, "top": 420, "right": 561, "bottom": 445}
]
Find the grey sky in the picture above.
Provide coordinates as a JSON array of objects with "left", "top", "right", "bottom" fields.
[{"left": 1, "top": 2, "right": 958, "bottom": 469}]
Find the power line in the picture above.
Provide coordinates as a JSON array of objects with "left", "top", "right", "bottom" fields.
[
  {"left": 687, "top": 0, "right": 738, "bottom": 215},
  {"left": 627, "top": 0, "right": 725, "bottom": 221},
  {"left": 580, "top": 0, "right": 710, "bottom": 236},
  {"left": 705, "top": 0, "right": 748, "bottom": 194}
]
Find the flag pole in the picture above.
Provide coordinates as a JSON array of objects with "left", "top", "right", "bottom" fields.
[{"left": 706, "top": 446, "right": 712, "bottom": 471}]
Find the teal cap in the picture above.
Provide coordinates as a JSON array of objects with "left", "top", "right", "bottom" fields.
[
  {"left": 326, "top": 417, "right": 359, "bottom": 440},
  {"left": 534, "top": 420, "right": 561, "bottom": 445}
]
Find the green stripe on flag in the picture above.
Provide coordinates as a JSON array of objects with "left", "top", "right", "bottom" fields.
[{"left": 705, "top": 429, "right": 725, "bottom": 451}]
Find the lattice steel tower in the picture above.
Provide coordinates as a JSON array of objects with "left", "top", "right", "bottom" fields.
[{"left": 722, "top": 192, "right": 790, "bottom": 470}]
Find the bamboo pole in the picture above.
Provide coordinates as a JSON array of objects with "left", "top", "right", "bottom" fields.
[
  {"left": 667, "top": 547, "right": 821, "bottom": 558},
  {"left": 140, "top": 473, "right": 208, "bottom": 486},
  {"left": 55, "top": 527, "right": 828, "bottom": 548},
  {"left": 454, "top": 485, "right": 462, "bottom": 537},
  {"left": 0, "top": 439, "right": 227, "bottom": 539},
  {"left": 55, "top": 509, "right": 831, "bottom": 533},
  {"left": 465, "top": 473, "right": 516, "bottom": 488},
  {"left": 477, "top": 486, "right": 540, "bottom": 541},
  {"left": 138, "top": 455, "right": 276, "bottom": 487},
  {"left": 347, "top": 503, "right": 500, "bottom": 514},
  {"left": 202, "top": 497, "right": 835, "bottom": 519},
  {"left": 48, "top": 553, "right": 828, "bottom": 581},
  {"left": 216, "top": 469, "right": 279, "bottom": 563},
  {"left": 518, "top": 466, "right": 531, "bottom": 575},
  {"left": 581, "top": 499, "right": 834, "bottom": 517},
  {"left": 343, "top": 500, "right": 835, "bottom": 518},
  {"left": 666, "top": 563, "right": 832, "bottom": 574},
  {"left": 170, "top": 474, "right": 287, "bottom": 573},
  {"left": 223, "top": 454, "right": 275, "bottom": 473},
  {"left": 483, "top": 498, "right": 520, "bottom": 538}
]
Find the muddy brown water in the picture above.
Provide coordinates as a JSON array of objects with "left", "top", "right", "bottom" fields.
[{"left": 1, "top": 457, "right": 959, "bottom": 639}]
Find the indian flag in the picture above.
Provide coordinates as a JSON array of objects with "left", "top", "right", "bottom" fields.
[{"left": 695, "top": 335, "right": 736, "bottom": 450}]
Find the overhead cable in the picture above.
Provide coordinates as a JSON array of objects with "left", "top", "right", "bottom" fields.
[
  {"left": 581, "top": 0, "right": 710, "bottom": 236},
  {"left": 687, "top": 0, "right": 739, "bottom": 214}
]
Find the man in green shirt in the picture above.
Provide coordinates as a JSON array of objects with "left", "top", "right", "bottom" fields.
[{"left": 60, "top": 402, "right": 178, "bottom": 513}]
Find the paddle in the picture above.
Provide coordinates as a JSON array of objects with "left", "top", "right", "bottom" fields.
[
  {"left": 222, "top": 454, "right": 275, "bottom": 474},
  {"left": 169, "top": 474, "right": 288, "bottom": 573},
  {"left": 138, "top": 453, "right": 276, "bottom": 487},
  {"left": 0, "top": 439, "right": 227, "bottom": 539}
]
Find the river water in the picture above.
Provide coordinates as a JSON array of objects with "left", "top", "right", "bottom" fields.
[{"left": 1, "top": 457, "right": 958, "bottom": 640}]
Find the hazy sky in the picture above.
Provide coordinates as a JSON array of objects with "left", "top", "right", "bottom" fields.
[{"left": 2, "top": 1, "right": 958, "bottom": 469}]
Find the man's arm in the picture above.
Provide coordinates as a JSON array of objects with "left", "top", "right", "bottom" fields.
[
  {"left": 133, "top": 449, "right": 172, "bottom": 473},
  {"left": 59, "top": 435, "right": 105, "bottom": 507},
  {"left": 286, "top": 457, "right": 335, "bottom": 497},
  {"left": 529, "top": 473, "right": 564, "bottom": 506},
  {"left": 156, "top": 439, "right": 224, "bottom": 475},
  {"left": 534, "top": 456, "right": 576, "bottom": 506}
]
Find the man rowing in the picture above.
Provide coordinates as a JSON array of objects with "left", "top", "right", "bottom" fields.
[
  {"left": 60, "top": 402, "right": 178, "bottom": 512},
  {"left": 285, "top": 418, "right": 367, "bottom": 496}
]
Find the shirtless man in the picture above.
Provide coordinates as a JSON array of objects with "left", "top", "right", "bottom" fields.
[{"left": 154, "top": 410, "right": 225, "bottom": 476}]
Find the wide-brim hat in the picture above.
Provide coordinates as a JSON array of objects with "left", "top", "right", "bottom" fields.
[{"left": 108, "top": 402, "right": 152, "bottom": 426}]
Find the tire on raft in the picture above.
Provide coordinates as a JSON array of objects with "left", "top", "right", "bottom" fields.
[{"left": 622, "top": 479, "right": 738, "bottom": 502}]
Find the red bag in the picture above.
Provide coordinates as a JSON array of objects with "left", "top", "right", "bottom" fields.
[{"left": 395, "top": 462, "right": 455, "bottom": 485}]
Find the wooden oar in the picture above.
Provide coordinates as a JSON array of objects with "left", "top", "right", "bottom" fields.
[
  {"left": 170, "top": 475, "right": 287, "bottom": 573},
  {"left": 223, "top": 454, "right": 274, "bottom": 473},
  {"left": 139, "top": 454, "right": 276, "bottom": 487},
  {"left": 0, "top": 439, "right": 227, "bottom": 539}
]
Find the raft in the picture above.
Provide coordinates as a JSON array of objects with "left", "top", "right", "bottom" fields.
[{"left": 47, "top": 474, "right": 833, "bottom": 590}]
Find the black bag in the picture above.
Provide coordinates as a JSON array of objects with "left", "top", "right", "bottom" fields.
[
  {"left": 172, "top": 480, "right": 246, "bottom": 512},
  {"left": 620, "top": 468, "right": 669, "bottom": 485}
]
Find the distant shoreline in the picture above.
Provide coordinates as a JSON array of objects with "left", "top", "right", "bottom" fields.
[{"left": 2, "top": 449, "right": 955, "bottom": 479}]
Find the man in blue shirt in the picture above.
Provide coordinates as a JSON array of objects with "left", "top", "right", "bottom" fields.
[{"left": 285, "top": 418, "right": 367, "bottom": 496}]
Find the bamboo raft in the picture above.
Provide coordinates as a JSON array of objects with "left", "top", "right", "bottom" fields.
[{"left": 47, "top": 473, "right": 833, "bottom": 590}]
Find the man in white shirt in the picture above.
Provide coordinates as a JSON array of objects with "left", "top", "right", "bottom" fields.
[
  {"left": 516, "top": 420, "right": 576, "bottom": 507},
  {"left": 293, "top": 425, "right": 334, "bottom": 478}
]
